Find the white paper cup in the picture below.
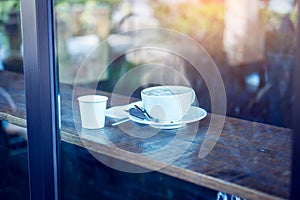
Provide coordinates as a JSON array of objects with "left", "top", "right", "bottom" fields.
[{"left": 78, "top": 95, "right": 108, "bottom": 129}]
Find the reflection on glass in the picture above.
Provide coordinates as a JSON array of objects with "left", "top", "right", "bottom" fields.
[
  {"left": 56, "top": 0, "right": 296, "bottom": 128},
  {"left": 0, "top": 1, "right": 29, "bottom": 199},
  {"left": 55, "top": 0, "right": 296, "bottom": 199}
]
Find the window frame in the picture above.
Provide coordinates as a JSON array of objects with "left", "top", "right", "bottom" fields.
[
  {"left": 20, "top": 0, "right": 60, "bottom": 199},
  {"left": 291, "top": 2, "right": 300, "bottom": 199}
]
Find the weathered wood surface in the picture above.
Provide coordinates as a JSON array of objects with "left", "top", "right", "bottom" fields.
[{"left": 0, "top": 71, "right": 291, "bottom": 200}]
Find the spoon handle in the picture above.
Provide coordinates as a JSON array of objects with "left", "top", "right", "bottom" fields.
[
  {"left": 111, "top": 118, "right": 130, "bottom": 126},
  {"left": 134, "top": 105, "right": 152, "bottom": 120}
]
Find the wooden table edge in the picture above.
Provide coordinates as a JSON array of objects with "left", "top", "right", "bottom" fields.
[
  {"left": 0, "top": 112, "right": 287, "bottom": 200},
  {"left": 60, "top": 129, "right": 286, "bottom": 200}
]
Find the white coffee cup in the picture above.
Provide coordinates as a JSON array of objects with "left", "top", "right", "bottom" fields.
[
  {"left": 141, "top": 86, "right": 195, "bottom": 122},
  {"left": 78, "top": 95, "right": 108, "bottom": 129}
]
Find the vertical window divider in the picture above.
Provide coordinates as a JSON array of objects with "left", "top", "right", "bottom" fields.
[
  {"left": 291, "top": 2, "right": 300, "bottom": 199},
  {"left": 20, "top": 0, "right": 60, "bottom": 199}
]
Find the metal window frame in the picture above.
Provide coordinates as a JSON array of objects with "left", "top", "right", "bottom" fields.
[
  {"left": 291, "top": 2, "right": 300, "bottom": 199},
  {"left": 20, "top": 0, "right": 60, "bottom": 199},
  {"left": 19, "top": 0, "right": 300, "bottom": 199}
]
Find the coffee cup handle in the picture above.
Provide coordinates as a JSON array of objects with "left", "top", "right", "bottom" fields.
[{"left": 191, "top": 90, "right": 196, "bottom": 105}]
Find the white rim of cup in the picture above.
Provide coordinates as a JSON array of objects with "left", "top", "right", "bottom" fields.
[
  {"left": 77, "top": 95, "right": 108, "bottom": 103},
  {"left": 141, "top": 85, "right": 193, "bottom": 97}
]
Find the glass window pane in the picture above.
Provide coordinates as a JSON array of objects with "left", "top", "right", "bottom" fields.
[
  {"left": 55, "top": 0, "right": 295, "bottom": 199},
  {"left": 0, "top": 1, "right": 29, "bottom": 199}
]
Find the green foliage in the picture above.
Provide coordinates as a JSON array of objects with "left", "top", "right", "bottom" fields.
[
  {"left": 0, "top": 1, "right": 19, "bottom": 26},
  {"left": 262, "top": 8, "right": 297, "bottom": 55},
  {"left": 0, "top": 0, "right": 121, "bottom": 24},
  {"left": 153, "top": 2, "right": 224, "bottom": 36},
  {"left": 55, "top": 0, "right": 121, "bottom": 9},
  {"left": 152, "top": 1, "right": 225, "bottom": 62}
]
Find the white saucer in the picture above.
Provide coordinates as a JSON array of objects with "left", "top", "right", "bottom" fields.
[
  {"left": 106, "top": 105, "right": 129, "bottom": 119},
  {"left": 128, "top": 101, "right": 207, "bottom": 129}
]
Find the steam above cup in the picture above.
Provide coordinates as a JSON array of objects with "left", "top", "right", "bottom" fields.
[{"left": 141, "top": 86, "right": 195, "bottom": 122}]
